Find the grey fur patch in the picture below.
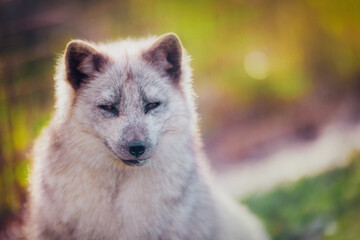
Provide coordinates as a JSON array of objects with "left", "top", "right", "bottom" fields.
[
  {"left": 41, "top": 178, "right": 54, "bottom": 202},
  {"left": 48, "top": 129, "right": 62, "bottom": 153},
  {"left": 40, "top": 227, "right": 61, "bottom": 240}
]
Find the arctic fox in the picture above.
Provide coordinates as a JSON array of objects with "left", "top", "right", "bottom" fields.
[{"left": 27, "top": 33, "right": 269, "bottom": 240}]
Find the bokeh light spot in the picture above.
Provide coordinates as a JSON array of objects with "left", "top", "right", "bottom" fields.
[{"left": 244, "top": 50, "right": 269, "bottom": 80}]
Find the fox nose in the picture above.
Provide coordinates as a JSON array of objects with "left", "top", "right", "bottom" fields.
[{"left": 129, "top": 140, "right": 146, "bottom": 158}]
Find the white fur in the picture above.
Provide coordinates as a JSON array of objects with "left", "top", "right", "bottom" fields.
[{"left": 27, "top": 34, "right": 269, "bottom": 240}]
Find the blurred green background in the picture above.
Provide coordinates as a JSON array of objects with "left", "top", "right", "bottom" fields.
[
  {"left": 1, "top": 0, "right": 360, "bottom": 239},
  {"left": 244, "top": 152, "right": 360, "bottom": 240}
]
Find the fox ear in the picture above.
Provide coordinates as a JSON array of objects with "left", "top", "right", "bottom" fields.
[
  {"left": 65, "top": 40, "right": 108, "bottom": 90},
  {"left": 144, "top": 33, "right": 183, "bottom": 83}
]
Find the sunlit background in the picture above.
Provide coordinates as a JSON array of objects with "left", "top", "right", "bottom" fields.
[{"left": 1, "top": 0, "right": 360, "bottom": 239}]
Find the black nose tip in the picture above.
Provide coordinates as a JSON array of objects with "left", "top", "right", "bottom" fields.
[{"left": 129, "top": 140, "right": 146, "bottom": 158}]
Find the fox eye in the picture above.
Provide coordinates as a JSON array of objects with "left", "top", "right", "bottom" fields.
[
  {"left": 145, "top": 102, "right": 160, "bottom": 114},
  {"left": 98, "top": 105, "right": 118, "bottom": 115}
]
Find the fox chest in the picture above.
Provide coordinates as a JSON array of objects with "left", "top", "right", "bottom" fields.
[{"left": 48, "top": 172, "right": 171, "bottom": 239}]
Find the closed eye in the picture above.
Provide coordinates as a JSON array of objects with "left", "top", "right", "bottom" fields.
[
  {"left": 98, "top": 105, "right": 118, "bottom": 115},
  {"left": 145, "top": 102, "right": 160, "bottom": 114}
]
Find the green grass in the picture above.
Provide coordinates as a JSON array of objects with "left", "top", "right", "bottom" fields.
[{"left": 243, "top": 152, "right": 360, "bottom": 240}]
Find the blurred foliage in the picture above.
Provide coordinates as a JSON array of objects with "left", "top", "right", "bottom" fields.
[
  {"left": 1, "top": 0, "right": 360, "bottom": 230},
  {"left": 243, "top": 152, "right": 360, "bottom": 240}
]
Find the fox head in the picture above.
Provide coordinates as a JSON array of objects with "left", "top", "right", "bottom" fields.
[{"left": 55, "top": 33, "right": 196, "bottom": 167}]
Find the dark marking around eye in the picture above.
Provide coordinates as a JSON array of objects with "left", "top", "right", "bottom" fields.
[
  {"left": 98, "top": 105, "right": 118, "bottom": 115},
  {"left": 145, "top": 102, "right": 160, "bottom": 114}
]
